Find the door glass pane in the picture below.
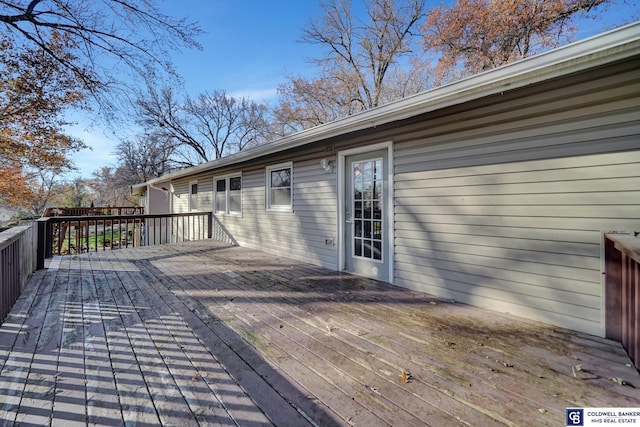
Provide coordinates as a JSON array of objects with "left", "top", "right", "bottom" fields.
[
  {"left": 373, "top": 221, "right": 382, "bottom": 239},
  {"left": 373, "top": 241, "right": 382, "bottom": 260},
  {"left": 373, "top": 201, "right": 382, "bottom": 219},
  {"left": 364, "top": 221, "right": 371, "bottom": 239},
  {"left": 354, "top": 201, "right": 362, "bottom": 219},
  {"left": 363, "top": 241, "right": 371, "bottom": 258},
  {"left": 351, "top": 157, "right": 383, "bottom": 262},
  {"left": 354, "top": 238, "right": 362, "bottom": 256},
  {"left": 364, "top": 201, "right": 372, "bottom": 219}
]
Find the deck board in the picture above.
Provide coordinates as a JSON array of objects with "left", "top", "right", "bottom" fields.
[{"left": 1, "top": 240, "right": 638, "bottom": 426}]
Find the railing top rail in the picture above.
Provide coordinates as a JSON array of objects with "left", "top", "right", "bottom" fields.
[
  {"left": 42, "top": 206, "right": 144, "bottom": 217},
  {"left": 606, "top": 233, "right": 640, "bottom": 264},
  {"left": 40, "top": 211, "right": 212, "bottom": 222},
  {"left": 0, "top": 224, "right": 34, "bottom": 252}
]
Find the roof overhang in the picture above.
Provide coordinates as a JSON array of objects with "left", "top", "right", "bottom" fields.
[{"left": 141, "top": 21, "right": 640, "bottom": 186}]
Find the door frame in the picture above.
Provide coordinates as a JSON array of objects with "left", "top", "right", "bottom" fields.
[{"left": 337, "top": 141, "right": 394, "bottom": 284}]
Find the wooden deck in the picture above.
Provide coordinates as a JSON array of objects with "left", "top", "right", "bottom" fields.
[{"left": 1, "top": 241, "right": 638, "bottom": 426}]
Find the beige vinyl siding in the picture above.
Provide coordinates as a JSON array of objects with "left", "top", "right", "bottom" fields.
[
  {"left": 170, "top": 156, "right": 340, "bottom": 270},
  {"left": 231, "top": 157, "right": 339, "bottom": 269},
  {"left": 171, "top": 181, "right": 189, "bottom": 213},
  {"left": 393, "top": 63, "right": 640, "bottom": 336}
]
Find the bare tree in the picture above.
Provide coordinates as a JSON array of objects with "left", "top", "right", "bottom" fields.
[
  {"left": 0, "top": 0, "right": 202, "bottom": 115},
  {"left": 116, "top": 133, "right": 177, "bottom": 184},
  {"left": 137, "top": 87, "right": 272, "bottom": 165},
  {"left": 274, "top": 0, "right": 426, "bottom": 133}
]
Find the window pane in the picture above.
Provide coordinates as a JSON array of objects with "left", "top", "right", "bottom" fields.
[
  {"left": 230, "top": 176, "right": 241, "bottom": 191},
  {"left": 191, "top": 183, "right": 198, "bottom": 194},
  {"left": 229, "top": 193, "right": 241, "bottom": 213},
  {"left": 216, "top": 179, "right": 226, "bottom": 192},
  {"left": 271, "top": 188, "right": 291, "bottom": 206},
  {"left": 215, "top": 193, "right": 226, "bottom": 212},
  {"left": 271, "top": 169, "right": 291, "bottom": 188},
  {"left": 355, "top": 220, "right": 362, "bottom": 237}
]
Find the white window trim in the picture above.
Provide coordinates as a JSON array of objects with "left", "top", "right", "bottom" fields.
[
  {"left": 266, "top": 161, "right": 293, "bottom": 212},
  {"left": 213, "top": 173, "right": 242, "bottom": 216},
  {"left": 189, "top": 179, "right": 198, "bottom": 212}
]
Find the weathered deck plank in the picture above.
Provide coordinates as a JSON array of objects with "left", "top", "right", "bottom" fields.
[{"left": 0, "top": 240, "right": 638, "bottom": 426}]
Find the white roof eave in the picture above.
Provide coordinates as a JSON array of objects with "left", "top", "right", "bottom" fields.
[{"left": 142, "top": 21, "right": 640, "bottom": 187}]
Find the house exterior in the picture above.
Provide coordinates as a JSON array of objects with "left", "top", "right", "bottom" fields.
[{"left": 134, "top": 22, "right": 640, "bottom": 338}]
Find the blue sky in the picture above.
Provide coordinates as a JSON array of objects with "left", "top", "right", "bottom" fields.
[
  {"left": 67, "top": 0, "right": 638, "bottom": 179},
  {"left": 68, "top": 1, "right": 327, "bottom": 178}
]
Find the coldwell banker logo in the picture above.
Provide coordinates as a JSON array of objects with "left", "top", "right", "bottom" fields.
[{"left": 566, "top": 408, "right": 584, "bottom": 426}]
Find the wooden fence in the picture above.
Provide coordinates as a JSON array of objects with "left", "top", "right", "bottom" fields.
[
  {"left": 0, "top": 223, "right": 37, "bottom": 323},
  {"left": 605, "top": 233, "right": 640, "bottom": 370}
]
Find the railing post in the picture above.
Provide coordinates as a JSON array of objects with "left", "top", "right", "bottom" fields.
[
  {"left": 36, "top": 218, "right": 47, "bottom": 270},
  {"left": 605, "top": 236, "right": 623, "bottom": 341},
  {"left": 207, "top": 213, "right": 213, "bottom": 239}
]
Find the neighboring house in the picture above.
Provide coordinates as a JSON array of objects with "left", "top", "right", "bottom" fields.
[{"left": 134, "top": 23, "right": 640, "bottom": 338}]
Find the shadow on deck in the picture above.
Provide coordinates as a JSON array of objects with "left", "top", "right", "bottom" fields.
[{"left": 1, "top": 241, "right": 638, "bottom": 426}]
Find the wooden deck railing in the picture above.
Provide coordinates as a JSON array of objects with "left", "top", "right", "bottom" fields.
[
  {"left": 0, "top": 223, "right": 37, "bottom": 323},
  {"left": 605, "top": 233, "right": 640, "bottom": 369},
  {"left": 35, "top": 212, "right": 237, "bottom": 270}
]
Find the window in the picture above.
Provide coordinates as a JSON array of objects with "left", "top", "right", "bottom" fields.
[
  {"left": 215, "top": 178, "right": 226, "bottom": 213},
  {"left": 214, "top": 174, "right": 242, "bottom": 215},
  {"left": 229, "top": 176, "right": 242, "bottom": 214},
  {"left": 266, "top": 162, "right": 292, "bottom": 211},
  {"left": 189, "top": 180, "right": 198, "bottom": 211}
]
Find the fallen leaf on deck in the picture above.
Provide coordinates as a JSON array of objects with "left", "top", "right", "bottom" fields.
[
  {"left": 326, "top": 325, "right": 334, "bottom": 332},
  {"left": 400, "top": 369, "right": 412, "bottom": 383},
  {"left": 192, "top": 373, "right": 202, "bottom": 381},
  {"left": 572, "top": 364, "right": 582, "bottom": 377},
  {"left": 608, "top": 377, "right": 635, "bottom": 388}
]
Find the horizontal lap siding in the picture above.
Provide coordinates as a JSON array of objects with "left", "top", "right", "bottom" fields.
[
  {"left": 393, "top": 62, "right": 640, "bottom": 336},
  {"left": 235, "top": 159, "right": 339, "bottom": 269},
  {"left": 172, "top": 156, "right": 339, "bottom": 270}
]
